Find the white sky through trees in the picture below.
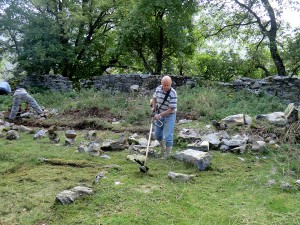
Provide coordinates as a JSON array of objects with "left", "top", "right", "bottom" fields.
[{"left": 282, "top": 8, "right": 300, "bottom": 28}]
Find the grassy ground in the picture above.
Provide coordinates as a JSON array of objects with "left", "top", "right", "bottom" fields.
[{"left": 1, "top": 84, "right": 300, "bottom": 224}]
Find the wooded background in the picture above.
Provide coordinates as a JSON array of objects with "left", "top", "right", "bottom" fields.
[{"left": 0, "top": 0, "right": 299, "bottom": 82}]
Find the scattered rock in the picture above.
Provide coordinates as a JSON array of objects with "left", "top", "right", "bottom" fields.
[
  {"left": 251, "top": 141, "right": 266, "bottom": 152},
  {"left": 178, "top": 128, "right": 201, "bottom": 140},
  {"left": 18, "top": 125, "right": 34, "bottom": 133},
  {"left": 93, "top": 171, "right": 106, "bottom": 184},
  {"left": 256, "top": 112, "right": 287, "bottom": 126},
  {"left": 48, "top": 126, "right": 60, "bottom": 143},
  {"left": 65, "top": 130, "right": 77, "bottom": 139},
  {"left": 65, "top": 130, "right": 77, "bottom": 145},
  {"left": 178, "top": 119, "right": 193, "bottom": 124},
  {"left": 65, "top": 138, "right": 76, "bottom": 146},
  {"left": 280, "top": 182, "right": 292, "bottom": 190},
  {"left": 100, "top": 155, "right": 111, "bottom": 159},
  {"left": 187, "top": 140, "right": 209, "bottom": 152},
  {"left": 34, "top": 130, "right": 47, "bottom": 139},
  {"left": 101, "top": 139, "right": 129, "bottom": 151},
  {"left": 201, "top": 133, "right": 221, "bottom": 148},
  {"left": 173, "top": 149, "right": 211, "bottom": 171},
  {"left": 221, "top": 114, "right": 252, "bottom": 126},
  {"left": 78, "top": 143, "right": 88, "bottom": 153},
  {"left": 296, "top": 180, "right": 300, "bottom": 190},
  {"left": 284, "top": 103, "right": 298, "bottom": 123},
  {"left": 87, "top": 142, "right": 102, "bottom": 156},
  {"left": 231, "top": 144, "right": 247, "bottom": 154},
  {"left": 56, "top": 186, "right": 94, "bottom": 205},
  {"left": 267, "top": 179, "right": 276, "bottom": 187},
  {"left": 130, "top": 84, "right": 139, "bottom": 92},
  {"left": 84, "top": 130, "right": 98, "bottom": 141},
  {"left": 168, "top": 171, "right": 195, "bottom": 182},
  {"left": 6, "top": 130, "right": 20, "bottom": 140}
]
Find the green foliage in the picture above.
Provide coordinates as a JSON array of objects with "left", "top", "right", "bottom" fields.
[
  {"left": 194, "top": 50, "right": 249, "bottom": 81},
  {"left": 1, "top": 0, "right": 121, "bottom": 80},
  {"left": 196, "top": 0, "right": 300, "bottom": 77},
  {"left": 1, "top": 0, "right": 300, "bottom": 83},
  {"left": 0, "top": 56, "right": 15, "bottom": 80},
  {"left": 0, "top": 95, "right": 12, "bottom": 112},
  {"left": 118, "top": 0, "right": 198, "bottom": 74},
  {"left": 283, "top": 30, "right": 300, "bottom": 76}
]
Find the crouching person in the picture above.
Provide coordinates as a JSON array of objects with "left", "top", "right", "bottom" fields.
[{"left": 9, "top": 88, "right": 43, "bottom": 121}]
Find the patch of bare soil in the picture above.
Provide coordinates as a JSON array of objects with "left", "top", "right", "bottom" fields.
[
  {"left": 9, "top": 107, "right": 114, "bottom": 127},
  {"left": 8, "top": 108, "right": 199, "bottom": 133},
  {"left": 175, "top": 111, "right": 199, "bottom": 120},
  {"left": 62, "top": 107, "right": 120, "bottom": 122}
]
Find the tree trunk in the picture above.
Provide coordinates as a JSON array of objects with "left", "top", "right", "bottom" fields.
[
  {"left": 155, "top": 26, "right": 164, "bottom": 75},
  {"left": 154, "top": 9, "right": 165, "bottom": 75},
  {"left": 261, "top": 0, "right": 286, "bottom": 76},
  {"left": 233, "top": 0, "right": 287, "bottom": 76},
  {"left": 269, "top": 36, "right": 286, "bottom": 76}
]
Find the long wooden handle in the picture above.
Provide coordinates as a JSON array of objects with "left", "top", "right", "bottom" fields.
[{"left": 144, "top": 121, "right": 153, "bottom": 166}]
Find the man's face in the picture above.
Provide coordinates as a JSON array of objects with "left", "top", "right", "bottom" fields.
[{"left": 161, "top": 79, "right": 171, "bottom": 92}]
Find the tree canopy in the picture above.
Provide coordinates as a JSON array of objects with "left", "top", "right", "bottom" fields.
[{"left": 0, "top": 0, "right": 299, "bottom": 81}]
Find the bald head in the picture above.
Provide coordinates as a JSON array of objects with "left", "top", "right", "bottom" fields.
[{"left": 161, "top": 76, "right": 172, "bottom": 92}]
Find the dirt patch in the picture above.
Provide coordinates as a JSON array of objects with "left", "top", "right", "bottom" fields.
[
  {"left": 8, "top": 107, "right": 117, "bottom": 128},
  {"left": 176, "top": 111, "right": 199, "bottom": 120},
  {"left": 62, "top": 107, "right": 120, "bottom": 122},
  {"left": 6, "top": 108, "right": 197, "bottom": 132}
]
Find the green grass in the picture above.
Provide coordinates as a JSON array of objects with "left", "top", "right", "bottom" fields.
[
  {"left": 1, "top": 132, "right": 300, "bottom": 224},
  {"left": 177, "top": 85, "right": 286, "bottom": 121},
  {"left": 1, "top": 85, "right": 286, "bottom": 127},
  {"left": 0, "top": 134, "right": 300, "bottom": 224},
  {"left": 1, "top": 84, "right": 300, "bottom": 224}
]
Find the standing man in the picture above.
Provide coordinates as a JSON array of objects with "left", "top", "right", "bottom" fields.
[
  {"left": 8, "top": 88, "right": 44, "bottom": 121},
  {"left": 152, "top": 76, "right": 177, "bottom": 159},
  {"left": 0, "top": 80, "right": 11, "bottom": 95}
]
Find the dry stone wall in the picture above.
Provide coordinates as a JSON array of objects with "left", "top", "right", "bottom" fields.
[
  {"left": 19, "top": 74, "right": 195, "bottom": 92},
  {"left": 221, "top": 75, "right": 300, "bottom": 106},
  {"left": 80, "top": 74, "right": 195, "bottom": 92},
  {"left": 18, "top": 74, "right": 73, "bottom": 92},
  {"left": 18, "top": 74, "right": 300, "bottom": 106}
]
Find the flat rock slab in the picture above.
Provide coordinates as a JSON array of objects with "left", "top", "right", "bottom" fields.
[
  {"left": 56, "top": 186, "right": 94, "bottom": 205},
  {"left": 173, "top": 149, "right": 211, "bottom": 171}
]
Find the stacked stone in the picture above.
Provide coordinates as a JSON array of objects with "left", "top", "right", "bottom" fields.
[
  {"left": 18, "top": 74, "right": 73, "bottom": 92},
  {"left": 65, "top": 130, "right": 77, "bottom": 146},
  {"left": 224, "top": 75, "right": 300, "bottom": 106}
]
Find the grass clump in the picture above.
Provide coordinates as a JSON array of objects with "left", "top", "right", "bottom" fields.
[{"left": 178, "top": 85, "right": 286, "bottom": 121}]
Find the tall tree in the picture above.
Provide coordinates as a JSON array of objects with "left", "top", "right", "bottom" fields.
[
  {"left": 199, "top": 0, "right": 300, "bottom": 76},
  {"left": 0, "top": 0, "right": 120, "bottom": 80},
  {"left": 118, "top": 0, "right": 198, "bottom": 75}
]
